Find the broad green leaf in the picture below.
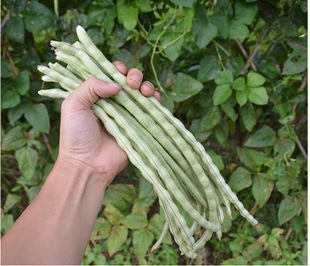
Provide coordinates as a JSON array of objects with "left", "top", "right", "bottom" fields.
[
  {"left": 148, "top": 213, "right": 172, "bottom": 244},
  {"left": 260, "top": 62, "right": 281, "bottom": 79},
  {"left": 112, "top": 49, "right": 141, "bottom": 70},
  {"left": 24, "top": 103, "right": 50, "bottom": 133},
  {"left": 221, "top": 207, "right": 232, "bottom": 232},
  {"left": 228, "top": 167, "right": 252, "bottom": 193},
  {"left": 274, "top": 138, "right": 295, "bottom": 162},
  {"left": 170, "top": 0, "right": 194, "bottom": 8},
  {"left": 2, "top": 90, "right": 21, "bottom": 109},
  {"left": 169, "top": 73, "right": 203, "bottom": 102},
  {"left": 214, "top": 120, "right": 229, "bottom": 147},
  {"left": 201, "top": 107, "right": 221, "bottom": 131},
  {"left": 206, "top": 150, "right": 224, "bottom": 171},
  {"left": 132, "top": 178, "right": 157, "bottom": 213},
  {"left": 135, "top": 0, "right": 152, "bottom": 12},
  {"left": 273, "top": 16, "right": 299, "bottom": 38},
  {"left": 1, "top": 58, "right": 14, "bottom": 78},
  {"left": 4, "top": 17, "right": 25, "bottom": 43},
  {"left": 232, "top": 77, "right": 245, "bottom": 91},
  {"left": 15, "top": 146, "right": 38, "bottom": 179},
  {"left": 1, "top": 213, "right": 14, "bottom": 234},
  {"left": 3, "top": 194, "right": 23, "bottom": 213},
  {"left": 252, "top": 173, "right": 274, "bottom": 207},
  {"left": 213, "top": 84, "right": 232, "bottom": 105},
  {"left": 3, "top": 0, "right": 27, "bottom": 15},
  {"left": 26, "top": 1, "right": 54, "bottom": 16},
  {"left": 247, "top": 72, "right": 266, "bottom": 87},
  {"left": 236, "top": 89, "right": 248, "bottom": 107},
  {"left": 237, "top": 147, "right": 267, "bottom": 172},
  {"left": 278, "top": 196, "right": 300, "bottom": 225},
  {"left": 117, "top": 4, "right": 138, "bottom": 31},
  {"left": 198, "top": 55, "right": 221, "bottom": 82},
  {"left": 162, "top": 34, "right": 184, "bottom": 62},
  {"left": 235, "top": 2, "right": 258, "bottom": 25},
  {"left": 210, "top": 13, "right": 229, "bottom": 39},
  {"left": 94, "top": 254, "right": 107, "bottom": 265},
  {"left": 103, "top": 189, "right": 128, "bottom": 211},
  {"left": 283, "top": 50, "right": 307, "bottom": 75},
  {"left": 104, "top": 204, "right": 125, "bottom": 225},
  {"left": 91, "top": 218, "right": 112, "bottom": 240},
  {"left": 189, "top": 119, "right": 213, "bottom": 142},
  {"left": 228, "top": 20, "right": 250, "bottom": 41},
  {"left": 240, "top": 102, "right": 256, "bottom": 132},
  {"left": 25, "top": 17, "right": 52, "bottom": 32},
  {"left": 214, "top": 70, "right": 233, "bottom": 85},
  {"left": 192, "top": 20, "right": 217, "bottom": 49},
  {"left": 220, "top": 99, "right": 238, "bottom": 122},
  {"left": 8, "top": 103, "right": 25, "bottom": 124},
  {"left": 2, "top": 126, "right": 27, "bottom": 150},
  {"left": 245, "top": 125, "right": 276, "bottom": 147},
  {"left": 108, "top": 225, "right": 128, "bottom": 256},
  {"left": 298, "top": 191, "right": 307, "bottom": 224},
  {"left": 14, "top": 70, "right": 30, "bottom": 95},
  {"left": 121, "top": 213, "right": 147, "bottom": 229},
  {"left": 133, "top": 229, "right": 154, "bottom": 257},
  {"left": 222, "top": 256, "right": 248, "bottom": 265},
  {"left": 27, "top": 186, "right": 40, "bottom": 203}
]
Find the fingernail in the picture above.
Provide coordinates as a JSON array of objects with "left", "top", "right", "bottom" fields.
[
  {"left": 144, "top": 81, "right": 154, "bottom": 89},
  {"left": 130, "top": 75, "right": 141, "bottom": 84},
  {"left": 117, "top": 63, "right": 127, "bottom": 73},
  {"left": 107, "top": 82, "right": 122, "bottom": 89}
]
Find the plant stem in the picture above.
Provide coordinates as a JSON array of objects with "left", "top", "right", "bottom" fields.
[
  {"left": 212, "top": 40, "right": 230, "bottom": 57},
  {"left": 235, "top": 40, "right": 257, "bottom": 71},
  {"left": 54, "top": 0, "right": 59, "bottom": 17},
  {"left": 150, "top": 8, "right": 177, "bottom": 95},
  {"left": 214, "top": 41, "right": 225, "bottom": 71}
]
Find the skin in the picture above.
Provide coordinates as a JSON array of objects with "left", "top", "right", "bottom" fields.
[{"left": 1, "top": 62, "right": 160, "bottom": 265}]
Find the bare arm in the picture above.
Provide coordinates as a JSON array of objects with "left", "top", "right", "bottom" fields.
[{"left": 1, "top": 62, "right": 159, "bottom": 265}]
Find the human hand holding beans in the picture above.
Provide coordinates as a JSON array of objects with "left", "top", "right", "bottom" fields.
[{"left": 57, "top": 61, "right": 160, "bottom": 187}]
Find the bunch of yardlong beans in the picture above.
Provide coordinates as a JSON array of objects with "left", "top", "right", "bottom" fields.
[{"left": 37, "top": 25, "right": 258, "bottom": 258}]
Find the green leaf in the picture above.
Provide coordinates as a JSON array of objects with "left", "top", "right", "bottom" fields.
[
  {"left": 240, "top": 102, "right": 256, "bottom": 132},
  {"left": 1, "top": 58, "right": 14, "bottom": 78},
  {"left": 245, "top": 125, "right": 276, "bottom": 147},
  {"left": 228, "top": 20, "right": 250, "bottom": 41},
  {"left": 24, "top": 103, "right": 50, "bottom": 133},
  {"left": 135, "top": 0, "right": 152, "bottom": 12},
  {"left": 278, "top": 196, "right": 300, "bottom": 225},
  {"left": 210, "top": 13, "right": 229, "bottom": 39},
  {"left": 3, "top": 194, "right": 23, "bottom": 213},
  {"left": 162, "top": 34, "right": 184, "bottom": 62},
  {"left": 247, "top": 72, "right": 266, "bottom": 87},
  {"left": 4, "top": 17, "right": 25, "bottom": 43},
  {"left": 214, "top": 120, "right": 229, "bottom": 147},
  {"left": 121, "top": 213, "right": 147, "bottom": 229},
  {"left": 273, "top": 16, "right": 299, "bottom": 38},
  {"left": 14, "top": 70, "right": 30, "bottom": 95},
  {"left": 169, "top": 73, "right": 203, "bottom": 102},
  {"left": 235, "top": 2, "right": 258, "bottom": 25},
  {"left": 133, "top": 229, "right": 154, "bottom": 257},
  {"left": 201, "top": 107, "right": 221, "bottom": 131},
  {"left": 228, "top": 167, "right": 252, "bottom": 193},
  {"left": 283, "top": 50, "right": 307, "bottom": 75},
  {"left": 2, "top": 126, "right": 27, "bottom": 151},
  {"left": 222, "top": 255, "right": 248, "bottom": 265},
  {"left": 170, "top": 0, "right": 194, "bottom": 8},
  {"left": 3, "top": 0, "right": 27, "bottom": 15},
  {"left": 8, "top": 103, "right": 26, "bottom": 124},
  {"left": 2, "top": 90, "right": 21, "bottom": 110},
  {"left": 94, "top": 254, "right": 107, "bottom": 265},
  {"left": 237, "top": 147, "right": 267, "bottom": 172},
  {"left": 214, "top": 70, "right": 233, "bottom": 85},
  {"left": 198, "top": 55, "right": 221, "bottom": 82},
  {"left": 213, "top": 84, "right": 232, "bottom": 106},
  {"left": 108, "top": 225, "right": 128, "bottom": 256},
  {"left": 192, "top": 20, "right": 217, "bottom": 49},
  {"left": 148, "top": 213, "right": 172, "bottom": 244},
  {"left": 260, "top": 62, "right": 281, "bottom": 79},
  {"left": 103, "top": 189, "right": 128, "bottom": 211},
  {"left": 91, "top": 218, "right": 112, "bottom": 240},
  {"left": 220, "top": 99, "right": 238, "bottom": 122},
  {"left": 206, "top": 150, "right": 224, "bottom": 171},
  {"left": 232, "top": 77, "right": 245, "bottom": 91},
  {"left": 104, "top": 204, "right": 125, "bottom": 225},
  {"left": 274, "top": 138, "right": 295, "bottom": 162},
  {"left": 86, "top": 26, "right": 103, "bottom": 45},
  {"left": 1, "top": 213, "right": 14, "bottom": 234},
  {"left": 117, "top": 3, "right": 138, "bottom": 31},
  {"left": 112, "top": 49, "right": 141, "bottom": 70},
  {"left": 15, "top": 146, "right": 38, "bottom": 179},
  {"left": 252, "top": 173, "right": 274, "bottom": 207},
  {"left": 236, "top": 90, "right": 248, "bottom": 107}
]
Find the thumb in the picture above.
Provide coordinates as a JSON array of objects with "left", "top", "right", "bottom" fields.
[{"left": 65, "top": 77, "right": 122, "bottom": 109}]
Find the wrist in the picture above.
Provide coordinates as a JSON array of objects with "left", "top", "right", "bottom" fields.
[{"left": 53, "top": 154, "right": 112, "bottom": 190}]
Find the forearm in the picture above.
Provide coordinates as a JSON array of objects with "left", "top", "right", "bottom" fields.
[{"left": 1, "top": 159, "right": 109, "bottom": 265}]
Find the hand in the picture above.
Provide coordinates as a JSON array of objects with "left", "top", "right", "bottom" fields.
[{"left": 57, "top": 62, "right": 160, "bottom": 187}]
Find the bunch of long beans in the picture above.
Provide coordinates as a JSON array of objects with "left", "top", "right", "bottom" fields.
[{"left": 37, "top": 25, "right": 258, "bottom": 258}]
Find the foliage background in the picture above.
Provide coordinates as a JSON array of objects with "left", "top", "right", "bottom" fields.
[{"left": 1, "top": 0, "right": 308, "bottom": 264}]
